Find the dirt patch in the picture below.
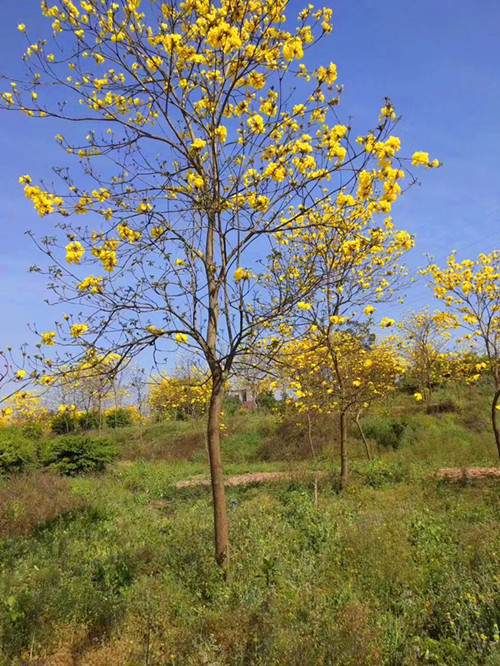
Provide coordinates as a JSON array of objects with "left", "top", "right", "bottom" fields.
[
  {"left": 434, "top": 467, "right": 500, "bottom": 481},
  {"left": 173, "top": 470, "right": 328, "bottom": 489}
]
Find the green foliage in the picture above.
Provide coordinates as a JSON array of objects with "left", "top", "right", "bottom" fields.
[
  {"left": 43, "top": 435, "right": 117, "bottom": 476},
  {"left": 0, "top": 386, "right": 498, "bottom": 664},
  {"left": 362, "top": 459, "right": 408, "bottom": 488},
  {"left": 222, "top": 395, "right": 242, "bottom": 416},
  {"left": 256, "top": 390, "right": 280, "bottom": 412},
  {"left": 50, "top": 412, "right": 77, "bottom": 435},
  {"left": 104, "top": 407, "right": 134, "bottom": 429},
  {"left": 77, "top": 410, "right": 101, "bottom": 431},
  {"left": 20, "top": 423, "right": 44, "bottom": 442},
  {"left": 363, "top": 416, "right": 407, "bottom": 449},
  {"left": 0, "top": 429, "right": 38, "bottom": 475}
]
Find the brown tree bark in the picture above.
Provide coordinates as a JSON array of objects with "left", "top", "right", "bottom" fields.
[
  {"left": 492, "top": 387, "right": 500, "bottom": 459},
  {"left": 339, "top": 410, "right": 348, "bottom": 490},
  {"left": 206, "top": 378, "right": 229, "bottom": 566},
  {"left": 355, "top": 411, "right": 372, "bottom": 461}
]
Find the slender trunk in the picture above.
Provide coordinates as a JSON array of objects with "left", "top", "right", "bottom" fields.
[
  {"left": 492, "top": 387, "right": 500, "bottom": 459},
  {"left": 207, "top": 379, "right": 229, "bottom": 566},
  {"left": 355, "top": 411, "right": 372, "bottom": 461},
  {"left": 306, "top": 412, "right": 316, "bottom": 459},
  {"left": 339, "top": 410, "right": 348, "bottom": 491}
]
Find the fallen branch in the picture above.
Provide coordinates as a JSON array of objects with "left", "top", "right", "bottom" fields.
[
  {"left": 434, "top": 467, "right": 500, "bottom": 481},
  {"left": 173, "top": 470, "right": 328, "bottom": 489}
]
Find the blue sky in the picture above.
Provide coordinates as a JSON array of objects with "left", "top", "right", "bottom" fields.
[{"left": 0, "top": 0, "right": 499, "bottom": 353}]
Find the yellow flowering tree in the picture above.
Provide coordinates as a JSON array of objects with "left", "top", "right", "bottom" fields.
[
  {"left": 444, "top": 347, "right": 488, "bottom": 400},
  {"left": 276, "top": 332, "right": 404, "bottom": 487},
  {"left": 424, "top": 250, "right": 500, "bottom": 456},
  {"left": 0, "top": 390, "right": 48, "bottom": 427},
  {"left": 45, "top": 350, "right": 127, "bottom": 424},
  {"left": 150, "top": 365, "right": 211, "bottom": 420},
  {"left": 398, "top": 308, "right": 457, "bottom": 404},
  {"left": 1, "top": 0, "right": 437, "bottom": 564}
]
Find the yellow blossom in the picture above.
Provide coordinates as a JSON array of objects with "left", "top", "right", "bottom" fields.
[{"left": 70, "top": 323, "right": 89, "bottom": 337}]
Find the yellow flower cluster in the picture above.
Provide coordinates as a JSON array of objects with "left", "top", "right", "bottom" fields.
[
  {"left": 78, "top": 274, "right": 103, "bottom": 293},
  {"left": 24, "top": 185, "right": 63, "bottom": 217},
  {"left": 91, "top": 239, "right": 120, "bottom": 272},
  {"left": 66, "top": 241, "right": 85, "bottom": 264},
  {"left": 70, "top": 323, "right": 89, "bottom": 337},
  {"left": 40, "top": 331, "right": 56, "bottom": 346},
  {"left": 117, "top": 223, "right": 141, "bottom": 243}
]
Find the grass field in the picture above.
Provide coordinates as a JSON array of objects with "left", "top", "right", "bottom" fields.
[{"left": 0, "top": 389, "right": 499, "bottom": 665}]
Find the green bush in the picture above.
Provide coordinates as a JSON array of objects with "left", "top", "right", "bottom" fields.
[
  {"left": 104, "top": 407, "right": 133, "bottom": 429},
  {"left": 77, "top": 410, "right": 101, "bottom": 431},
  {"left": 222, "top": 396, "right": 241, "bottom": 416},
  {"left": 0, "top": 429, "right": 38, "bottom": 475},
  {"left": 43, "top": 435, "right": 117, "bottom": 476},
  {"left": 256, "top": 390, "right": 280, "bottom": 412},
  {"left": 363, "top": 417, "right": 407, "bottom": 450},
  {"left": 363, "top": 459, "right": 407, "bottom": 488},
  {"left": 51, "top": 412, "right": 77, "bottom": 435},
  {"left": 20, "top": 423, "right": 44, "bottom": 441}
]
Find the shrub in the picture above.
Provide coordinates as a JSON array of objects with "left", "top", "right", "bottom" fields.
[
  {"left": 363, "top": 417, "right": 407, "bottom": 450},
  {"left": 51, "top": 412, "right": 77, "bottom": 435},
  {"left": 105, "top": 407, "right": 133, "bottom": 429},
  {"left": 21, "top": 423, "right": 44, "bottom": 441},
  {"left": 43, "top": 435, "right": 117, "bottom": 476},
  {"left": 0, "top": 472, "right": 84, "bottom": 537},
  {"left": 363, "top": 460, "right": 407, "bottom": 488},
  {"left": 222, "top": 396, "right": 241, "bottom": 416},
  {"left": 0, "top": 429, "right": 38, "bottom": 475},
  {"left": 77, "top": 410, "right": 101, "bottom": 431},
  {"left": 256, "top": 390, "right": 280, "bottom": 412}
]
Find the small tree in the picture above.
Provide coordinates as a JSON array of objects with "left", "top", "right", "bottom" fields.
[
  {"left": 398, "top": 308, "right": 455, "bottom": 404},
  {"left": 150, "top": 365, "right": 211, "bottom": 421},
  {"left": 424, "top": 250, "right": 500, "bottom": 456},
  {"left": 275, "top": 332, "right": 404, "bottom": 487},
  {"left": 2, "top": 0, "right": 437, "bottom": 563},
  {"left": 0, "top": 390, "right": 48, "bottom": 427}
]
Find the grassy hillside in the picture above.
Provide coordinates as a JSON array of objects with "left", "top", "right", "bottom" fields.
[{"left": 0, "top": 389, "right": 499, "bottom": 665}]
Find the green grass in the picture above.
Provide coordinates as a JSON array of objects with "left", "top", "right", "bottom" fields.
[{"left": 0, "top": 390, "right": 499, "bottom": 665}]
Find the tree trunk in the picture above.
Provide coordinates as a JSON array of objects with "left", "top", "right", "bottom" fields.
[
  {"left": 306, "top": 412, "right": 316, "bottom": 459},
  {"left": 207, "top": 380, "right": 229, "bottom": 566},
  {"left": 339, "top": 410, "right": 348, "bottom": 491},
  {"left": 492, "top": 387, "right": 500, "bottom": 459},
  {"left": 355, "top": 412, "right": 372, "bottom": 461}
]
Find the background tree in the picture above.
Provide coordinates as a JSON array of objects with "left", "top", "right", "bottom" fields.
[
  {"left": 149, "top": 364, "right": 211, "bottom": 421},
  {"left": 1, "top": 0, "right": 437, "bottom": 563},
  {"left": 398, "top": 308, "right": 455, "bottom": 404},
  {"left": 424, "top": 250, "right": 500, "bottom": 456},
  {"left": 47, "top": 350, "right": 125, "bottom": 427},
  {"left": 275, "top": 331, "right": 404, "bottom": 487},
  {"left": 0, "top": 390, "right": 48, "bottom": 427}
]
